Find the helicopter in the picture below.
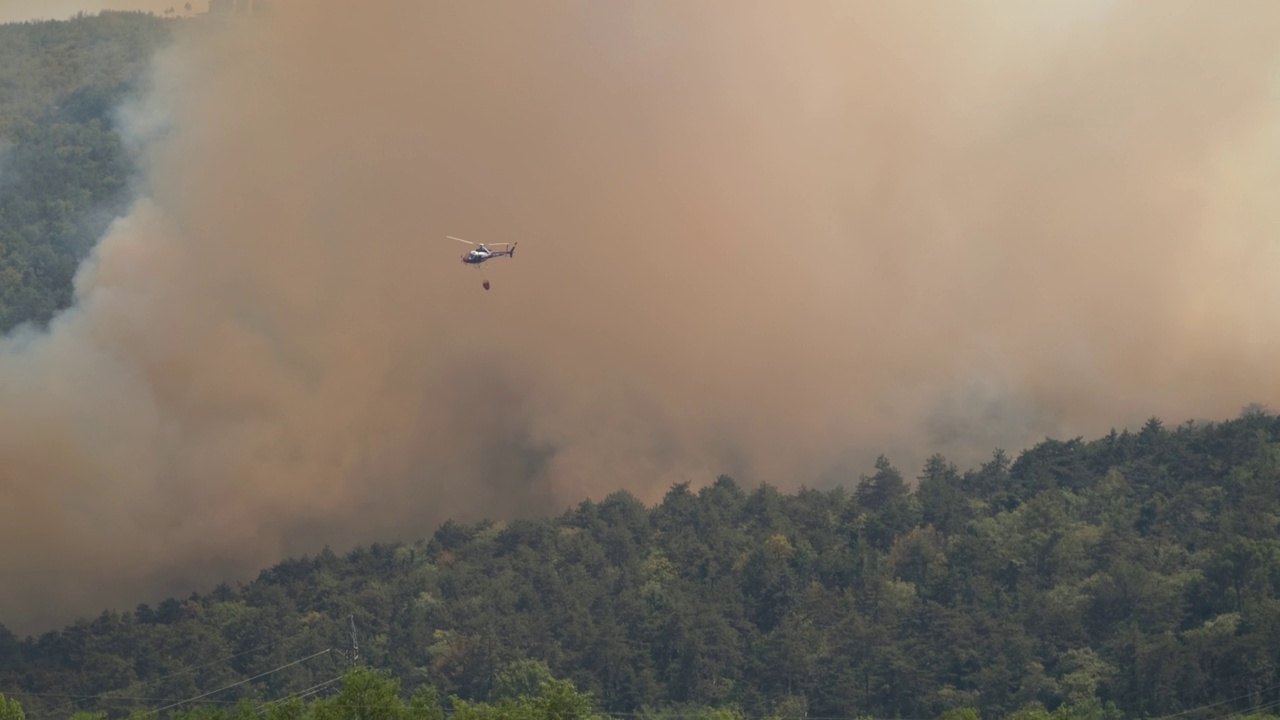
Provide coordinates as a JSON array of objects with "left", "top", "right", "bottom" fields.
[{"left": 448, "top": 235, "right": 517, "bottom": 290}]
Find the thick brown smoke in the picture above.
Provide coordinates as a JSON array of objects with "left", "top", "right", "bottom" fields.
[{"left": 3, "top": 0, "right": 1280, "bottom": 634}]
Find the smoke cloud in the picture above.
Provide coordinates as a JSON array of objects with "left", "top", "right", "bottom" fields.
[{"left": 3, "top": 0, "right": 1280, "bottom": 633}]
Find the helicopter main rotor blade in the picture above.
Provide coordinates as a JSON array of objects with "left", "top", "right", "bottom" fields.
[{"left": 447, "top": 235, "right": 478, "bottom": 245}]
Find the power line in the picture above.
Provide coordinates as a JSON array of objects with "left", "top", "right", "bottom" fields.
[
  {"left": 1154, "top": 680, "right": 1280, "bottom": 720},
  {"left": 6, "top": 685, "right": 964, "bottom": 720},
  {"left": 4, "top": 673, "right": 345, "bottom": 713},
  {"left": 253, "top": 676, "right": 343, "bottom": 713},
  {"left": 145, "top": 647, "right": 333, "bottom": 716},
  {"left": 2, "top": 692, "right": 244, "bottom": 706},
  {"left": 30, "top": 614, "right": 346, "bottom": 719}
]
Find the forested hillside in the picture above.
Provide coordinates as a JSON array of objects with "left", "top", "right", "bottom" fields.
[
  {"left": 4, "top": 411, "right": 1280, "bottom": 719},
  {"left": 0, "top": 12, "right": 173, "bottom": 332}
]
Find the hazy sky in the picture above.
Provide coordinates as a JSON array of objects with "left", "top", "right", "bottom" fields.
[{"left": 2, "top": 0, "right": 1280, "bottom": 634}]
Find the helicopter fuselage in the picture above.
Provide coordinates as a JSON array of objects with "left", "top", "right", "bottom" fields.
[{"left": 461, "top": 246, "right": 514, "bottom": 264}]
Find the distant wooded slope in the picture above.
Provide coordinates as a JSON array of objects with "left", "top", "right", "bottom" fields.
[{"left": 0, "top": 11, "right": 173, "bottom": 332}]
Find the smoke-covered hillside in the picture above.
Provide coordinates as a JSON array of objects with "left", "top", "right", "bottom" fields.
[
  {"left": 3, "top": 0, "right": 1280, "bottom": 640},
  {"left": 4, "top": 412, "right": 1280, "bottom": 719},
  {"left": 2, "top": 7, "right": 1280, "bottom": 720},
  {"left": 0, "top": 11, "right": 172, "bottom": 332}
]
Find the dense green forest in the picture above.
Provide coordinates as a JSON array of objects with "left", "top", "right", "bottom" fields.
[
  {"left": 4, "top": 412, "right": 1280, "bottom": 719},
  {"left": 0, "top": 11, "right": 174, "bottom": 332}
]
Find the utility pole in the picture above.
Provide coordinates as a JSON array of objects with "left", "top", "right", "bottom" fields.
[{"left": 347, "top": 615, "right": 361, "bottom": 667}]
